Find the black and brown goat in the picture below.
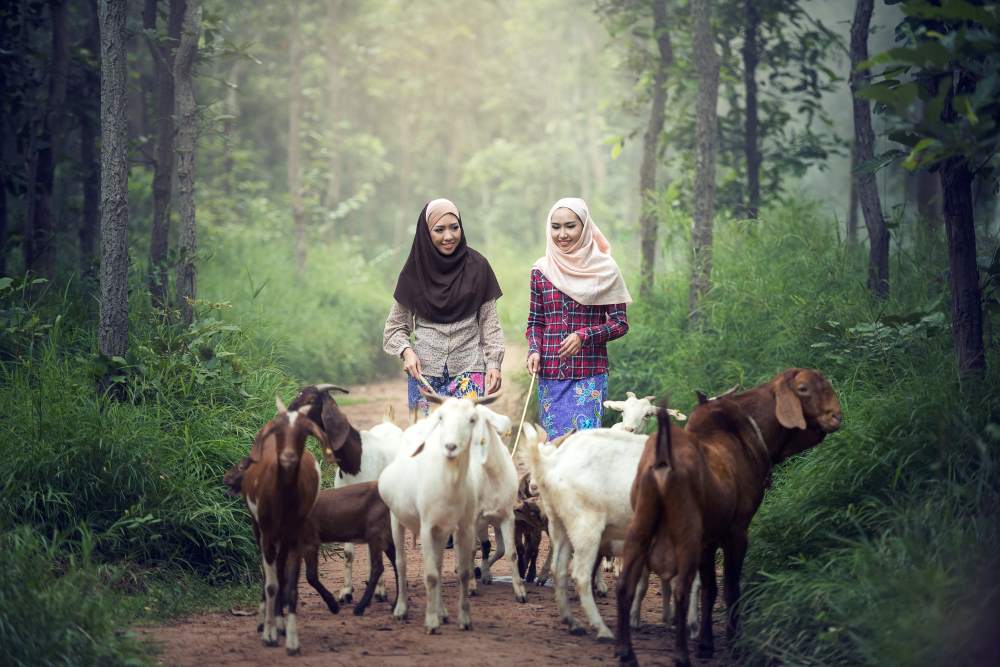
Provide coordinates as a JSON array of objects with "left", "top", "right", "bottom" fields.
[{"left": 615, "top": 369, "right": 842, "bottom": 666}]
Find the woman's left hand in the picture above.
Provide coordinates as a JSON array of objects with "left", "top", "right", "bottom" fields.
[
  {"left": 558, "top": 333, "right": 582, "bottom": 359},
  {"left": 485, "top": 368, "right": 502, "bottom": 394}
]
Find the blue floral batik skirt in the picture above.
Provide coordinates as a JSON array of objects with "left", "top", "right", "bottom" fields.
[
  {"left": 536, "top": 374, "right": 608, "bottom": 440},
  {"left": 407, "top": 366, "right": 486, "bottom": 418}
]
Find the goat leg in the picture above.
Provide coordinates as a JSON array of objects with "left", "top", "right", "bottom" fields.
[
  {"left": 303, "top": 542, "right": 340, "bottom": 616},
  {"left": 353, "top": 542, "right": 384, "bottom": 616}
]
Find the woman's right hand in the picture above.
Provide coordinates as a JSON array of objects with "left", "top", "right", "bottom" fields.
[
  {"left": 526, "top": 352, "right": 541, "bottom": 375},
  {"left": 402, "top": 348, "right": 423, "bottom": 380}
]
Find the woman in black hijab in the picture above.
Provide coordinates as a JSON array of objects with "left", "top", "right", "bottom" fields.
[{"left": 383, "top": 198, "right": 504, "bottom": 422}]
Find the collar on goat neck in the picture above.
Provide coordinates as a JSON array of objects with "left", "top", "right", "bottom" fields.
[
  {"left": 335, "top": 426, "right": 363, "bottom": 477},
  {"left": 743, "top": 416, "right": 773, "bottom": 481}
]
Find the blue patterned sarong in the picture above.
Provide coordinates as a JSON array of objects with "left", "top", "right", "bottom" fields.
[
  {"left": 536, "top": 374, "right": 608, "bottom": 440},
  {"left": 407, "top": 366, "right": 486, "bottom": 418}
]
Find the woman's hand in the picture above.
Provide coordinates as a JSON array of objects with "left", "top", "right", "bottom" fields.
[
  {"left": 558, "top": 333, "right": 582, "bottom": 359},
  {"left": 526, "top": 352, "right": 541, "bottom": 375},
  {"left": 401, "top": 348, "right": 423, "bottom": 381},
  {"left": 485, "top": 368, "right": 502, "bottom": 394}
]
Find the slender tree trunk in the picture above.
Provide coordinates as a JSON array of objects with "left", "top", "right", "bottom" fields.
[
  {"left": 688, "top": 0, "right": 720, "bottom": 324},
  {"left": 173, "top": 0, "right": 200, "bottom": 325},
  {"left": 322, "top": 0, "right": 340, "bottom": 209},
  {"left": 78, "top": 0, "right": 101, "bottom": 275},
  {"left": 27, "top": 0, "right": 69, "bottom": 278},
  {"left": 638, "top": 0, "right": 672, "bottom": 299},
  {"left": 222, "top": 58, "right": 244, "bottom": 198},
  {"left": 147, "top": 0, "right": 186, "bottom": 309},
  {"left": 847, "top": 144, "right": 859, "bottom": 244},
  {"left": 850, "top": 0, "right": 889, "bottom": 298},
  {"left": 98, "top": 0, "right": 129, "bottom": 374},
  {"left": 742, "top": 0, "right": 760, "bottom": 219},
  {"left": 288, "top": 0, "right": 306, "bottom": 273}
]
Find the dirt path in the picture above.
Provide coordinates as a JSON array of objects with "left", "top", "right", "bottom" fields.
[{"left": 142, "top": 344, "right": 735, "bottom": 666}]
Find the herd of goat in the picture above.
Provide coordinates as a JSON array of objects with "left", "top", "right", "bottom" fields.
[{"left": 223, "top": 368, "right": 842, "bottom": 666}]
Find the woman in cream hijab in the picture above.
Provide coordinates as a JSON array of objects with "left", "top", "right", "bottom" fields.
[{"left": 525, "top": 197, "right": 632, "bottom": 439}]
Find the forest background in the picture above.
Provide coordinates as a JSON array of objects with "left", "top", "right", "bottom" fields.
[{"left": 1, "top": 0, "right": 998, "bottom": 665}]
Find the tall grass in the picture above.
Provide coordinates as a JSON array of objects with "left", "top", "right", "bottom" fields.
[{"left": 610, "top": 198, "right": 1000, "bottom": 666}]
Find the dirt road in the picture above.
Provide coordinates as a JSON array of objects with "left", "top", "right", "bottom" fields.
[{"left": 142, "top": 345, "right": 734, "bottom": 666}]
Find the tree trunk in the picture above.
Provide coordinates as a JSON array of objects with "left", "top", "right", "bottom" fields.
[
  {"left": 742, "top": 0, "right": 760, "bottom": 219},
  {"left": 688, "top": 0, "right": 720, "bottom": 324},
  {"left": 322, "top": 0, "right": 340, "bottom": 209},
  {"left": 173, "top": 0, "right": 200, "bottom": 326},
  {"left": 98, "top": 0, "right": 129, "bottom": 373},
  {"left": 638, "top": 0, "right": 672, "bottom": 299},
  {"left": 847, "top": 144, "right": 859, "bottom": 244},
  {"left": 288, "top": 0, "right": 306, "bottom": 273},
  {"left": 939, "top": 158, "right": 985, "bottom": 377},
  {"left": 222, "top": 57, "right": 244, "bottom": 198},
  {"left": 850, "top": 0, "right": 889, "bottom": 298},
  {"left": 78, "top": 0, "right": 101, "bottom": 276},
  {"left": 147, "top": 0, "right": 186, "bottom": 310},
  {"left": 26, "top": 0, "right": 70, "bottom": 279}
]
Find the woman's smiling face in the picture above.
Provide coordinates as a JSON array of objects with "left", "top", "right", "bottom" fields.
[
  {"left": 549, "top": 207, "right": 583, "bottom": 251},
  {"left": 429, "top": 213, "right": 462, "bottom": 255}
]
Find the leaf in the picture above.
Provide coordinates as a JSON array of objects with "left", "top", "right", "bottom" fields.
[
  {"left": 0, "top": 277, "right": 12, "bottom": 291},
  {"left": 855, "top": 150, "right": 906, "bottom": 175}
]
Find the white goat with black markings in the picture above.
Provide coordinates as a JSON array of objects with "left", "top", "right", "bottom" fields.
[
  {"left": 605, "top": 392, "right": 687, "bottom": 433},
  {"left": 466, "top": 404, "right": 528, "bottom": 603},
  {"left": 519, "top": 423, "right": 699, "bottom": 641},
  {"left": 378, "top": 393, "right": 503, "bottom": 634}
]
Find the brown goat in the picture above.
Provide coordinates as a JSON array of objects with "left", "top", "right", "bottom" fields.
[
  {"left": 615, "top": 368, "right": 842, "bottom": 666},
  {"left": 513, "top": 473, "right": 546, "bottom": 583},
  {"left": 241, "top": 397, "right": 334, "bottom": 655}
]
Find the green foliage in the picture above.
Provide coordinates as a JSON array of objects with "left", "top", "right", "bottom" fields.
[
  {"left": 0, "top": 280, "right": 298, "bottom": 583},
  {"left": 610, "top": 199, "right": 1000, "bottom": 665},
  {"left": 0, "top": 526, "right": 148, "bottom": 667},
  {"left": 860, "top": 0, "right": 1000, "bottom": 173}
]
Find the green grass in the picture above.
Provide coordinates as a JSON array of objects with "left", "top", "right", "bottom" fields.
[{"left": 609, "top": 198, "right": 1000, "bottom": 666}]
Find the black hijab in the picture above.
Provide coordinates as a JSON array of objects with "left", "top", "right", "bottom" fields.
[{"left": 392, "top": 202, "right": 502, "bottom": 324}]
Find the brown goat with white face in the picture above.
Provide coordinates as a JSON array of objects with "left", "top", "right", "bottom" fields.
[
  {"left": 615, "top": 368, "right": 842, "bottom": 667},
  {"left": 241, "top": 397, "right": 334, "bottom": 655}
]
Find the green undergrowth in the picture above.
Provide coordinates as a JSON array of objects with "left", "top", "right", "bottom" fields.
[
  {"left": 610, "top": 199, "right": 1000, "bottom": 666},
  {"left": 0, "top": 275, "right": 334, "bottom": 664}
]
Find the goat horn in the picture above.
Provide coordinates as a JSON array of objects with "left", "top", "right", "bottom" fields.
[
  {"left": 473, "top": 391, "right": 502, "bottom": 406},
  {"left": 315, "top": 384, "right": 350, "bottom": 394},
  {"left": 275, "top": 395, "right": 287, "bottom": 413},
  {"left": 713, "top": 384, "right": 740, "bottom": 400},
  {"left": 420, "top": 387, "right": 445, "bottom": 405}
]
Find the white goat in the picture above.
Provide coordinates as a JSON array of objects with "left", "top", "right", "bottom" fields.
[
  {"left": 378, "top": 394, "right": 502, "bottom": 634},
  {"left": 467, "top": 405, "right": 527, "bottom": 603},
  {"left": 605, "top": 392, "right": 687, "bottom": 433},
  {"left": 519, "top": 423, "right": 699, "bottom": 640}
]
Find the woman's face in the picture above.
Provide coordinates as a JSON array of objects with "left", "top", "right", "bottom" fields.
[
  {"left": 429, "top": 213, "right": 462, "bottom": 255},
  {"left": 550, "top": 207, "right": 583, "bottom": 251}
]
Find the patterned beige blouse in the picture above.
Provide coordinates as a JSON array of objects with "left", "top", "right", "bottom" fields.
[{"left": 383, "top": 299, "right": 505, "bottom": 377}]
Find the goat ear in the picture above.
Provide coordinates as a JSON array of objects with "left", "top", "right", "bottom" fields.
[
  {"left": 321, "top": 397, "right": 353, "bottom": 452},
  {"left": 626, "top": 391, "right": 637, "bottom": 400},
  {"left": 695, "top": 390, "right": 709, "bottom": 405},
  {"left": 775, "top": 376, "right": 806, "bottom": 430},
  {"left": 300, "top": 416, "right": 334, "bottom": 463},
  {"left": 604, "top": 400, "right": 624, "bottom": 412},
  {"left": 249, "top": 422, "right": 279, "bottom": 462},
  {"left": 642, "top": 395, "right": 656, "bottom": 402}
]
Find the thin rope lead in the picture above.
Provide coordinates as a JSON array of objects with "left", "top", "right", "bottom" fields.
[{"left": 510, "top": 372, "right": 537, "bottom": 459}]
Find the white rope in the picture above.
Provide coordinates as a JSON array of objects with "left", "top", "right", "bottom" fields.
[{"left": 510, "top": 372, "right": 537, "bottom": 459}]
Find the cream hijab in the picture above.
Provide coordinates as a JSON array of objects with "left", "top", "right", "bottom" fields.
[{"left": 532, "top": 198, "right": 633, "bottom": 306}]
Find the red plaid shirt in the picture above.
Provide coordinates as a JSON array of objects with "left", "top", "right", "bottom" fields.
[{"left": 525, "top": 269, "right": 629, "bottom": 380}]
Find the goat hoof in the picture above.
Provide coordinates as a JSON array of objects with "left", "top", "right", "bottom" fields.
[
  {"left": 262, "top": 638, "right": 278, "bottom": 648},
  {"left": 459, "top": 621, "right": 471, "bottom": 631},
  {"left": 426, "top": 626, "right": 440, "bottom": 635},
  {"left": 256, "top": 623, "right": 264, "bottom": 633},
  {"left": 481, "top": 574, "right": 493, "bottom": 585},
  {"left": 515, "top": 594, "right": 527, "bottom": 603},
  {"left": 596, "top": 628, "right": 614, "bottom": 642},
  {"left": 339, "top": 593, "right": 353, "bottom": 603},
  {"left": 566, "top": 623, "right": 587, "bottom": 636},
  {"left": 615, "top": 648, "right": 638, "bottom": 666},
  {"left": 352, "top": 605, "right": 367, "bottom": 616},
  {"left": 474, "top": 566, "right": 482, "bottom": 579},
  {"left": 374, "top": 592, "right": 387, "bottom": 602},
  {"left": 286, "top": 647, "right": 301, "bottom": 657}
]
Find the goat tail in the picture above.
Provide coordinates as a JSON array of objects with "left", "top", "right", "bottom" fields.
[
  {"left": 518, "top": 423, "right": 546, "bottom": 493},
  {"left": 654, "top": 407, "right": 674, "bottom": 470}
]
